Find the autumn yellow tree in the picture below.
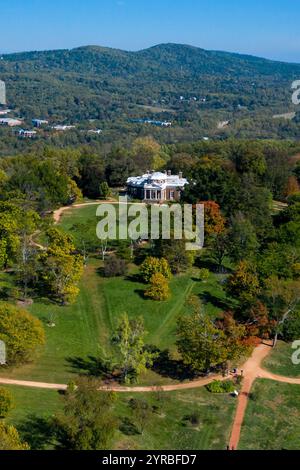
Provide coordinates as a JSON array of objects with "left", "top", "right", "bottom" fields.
[
  {"left": 145, "top": 273, "right": 170, "bottom": 301},
  {"left": 0, "top": 303, "right": 45, "bottom": 365},
  {"left": 226, "top": 260, "right": 261, "bottom": 305},
  {"left": 140, "top": 256, "right": 172, "bottom": 283},
  {"left": 0, "top": 422, "right": 29, "bottom": 450},
  {"left": 39, "top": 228, "right": 83, "bottom": 304}
]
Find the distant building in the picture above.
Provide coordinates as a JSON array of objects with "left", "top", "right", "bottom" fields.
[
  {"left": 52, "top": 125, "right": 75, "bottom": 131},
  {"left": 32, "top": 119, "right": 49, "bottom": 127},
  {"left": 0, "top": 80, "right": 6, "bottom": 105},
  {"left": 87, "top": 129, "right": 102, "bottom": 135},
  {"left": 131, "top": 118, "right": 172, "bottom": 127},
  {"left": 127, "top": 170, "right": 188, "bottom": 202},
  {"left": 0, "top": 118, "right": 23, "bottom": 127},
  {"left": 18, "top": 129, "right": 37, "bottom": 138}
]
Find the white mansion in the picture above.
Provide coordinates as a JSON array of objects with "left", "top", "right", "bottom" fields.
[{"left": 127, "top": 170, "right": 188, "bottom": 202}]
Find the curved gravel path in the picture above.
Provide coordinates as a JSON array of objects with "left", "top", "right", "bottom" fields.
[{"left": 228, "top": 341, "right": 300, "bottom": 450}]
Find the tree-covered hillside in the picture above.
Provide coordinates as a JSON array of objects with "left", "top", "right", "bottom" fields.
[{"left": 1, "top": 43, "right": 300, "bottom": 139}]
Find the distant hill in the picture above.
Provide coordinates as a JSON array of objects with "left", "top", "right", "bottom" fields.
[{"left": 1, "top": 43, "right": 300, "bottom": 139}]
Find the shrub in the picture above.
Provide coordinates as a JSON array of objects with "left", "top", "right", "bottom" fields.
[
  {"left": 235, "top": 375, "right": 243, "bottom": 386},
  {"left": 198, "top": 268, "right": 210, "bottom": 281},
  {"left": 140, "top": 257, "right": 171, "bottom": 283},
  {"left": 0, "top": 388, "right": 14, "bottom": 417},
  {"left": 249, "top": 392, "right": 258, "bottom": 401},
  {"left": 99, "top": 182, "right": 111, "bottom": 200},
  {"left": 103, "top": 256, "right": 128, "bottom": 277},
  {"left": 184, "top": 411, "right": 201, "bottom": 427},
  {"left": 66, "top": 381, "right": 77, "bottom": 394},
  {"left": 0, "top": 422, "right": 30, "bottom": 450},
  {"left": 206, "top": 380, "right": 235, "bottom": 394},
  {"left": 144, "top": 273, "right": 170, "bottom": 301}
]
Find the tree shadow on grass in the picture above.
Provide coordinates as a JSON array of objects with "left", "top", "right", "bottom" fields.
[
  {"left": 119, "top": 417, "right": 140, "bottom": 436},
  {"left": 125, "top": 273, "right": 142, "bottom": 283},
  {"left": 96, "top": 266, "right": 105, "bottom": 277},
  {"left": 134, "top": 247, "right": 151, "bottom": 266},
  {"left": 18, "top": 414, "right": 57, "bottom": 450},
  {"left": 195, "top": 257, "right": 233, "bottom": 274},
  {"left": 65, "top": 355, "right": 122, "bottom": 382},
  {"left": 199, "top": 291, "right": 234, "bottom": 311},
  {"left": 151, "top": 349, "right": 196, "bottom": 381},
  {"left": 134, "top": 288, "right": 147, "bottom": 299}
]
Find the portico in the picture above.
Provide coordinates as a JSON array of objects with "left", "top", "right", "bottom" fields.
[{"left": 127, "top": 171, "right": 188, "bottom": 202}]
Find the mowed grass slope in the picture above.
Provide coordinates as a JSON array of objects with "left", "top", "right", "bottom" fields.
[
  {"left": 5, "top": 385, "right": 236, "bottom": 450},
  {"left": 0, "top": 204, "right": 232, "bottom": 384},
  {"left": 115, "top": 388, "right": 236, "bottom": 450},
  {"left": 0, "top": 260, "right": 210, "bottom": 384},
  {"left": 239, "top": 379, "right": 300, "bottom": 450}
]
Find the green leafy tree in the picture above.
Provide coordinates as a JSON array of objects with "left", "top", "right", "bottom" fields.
[
  {"left": 113, "top": 314, "right": 156, "bottom": 383},
  {"left": 282, "top": 310, "right": 300, "bottom": 342},
  {"left": 177, "top": 311, "right": 228, "bottom": 373},
  {"left": 264, "top": 277, "right": 300, "bottom": 346},
  {"left": 208, "top": 231, "right": 229, "bottom": 272},
  {"left": 177, "top": 299, "right": 246, "bottom": 373},
  {"left": 55, "top": 378, "right": 117, "bottom": 450},
  {"left": 99, "top": 181, "right": 111, "bottom": 200},
  {"left": 15, "top": 209, "right": 41, "bottom": 299},
  {"left": 128, "top": 398, "right": 153, "bottom": 435},
  {"left": 0, "top": 202, "right": 22, "bottom": 269},
  {"left": 154, "top": 239, "right": 194, "bottom": 274},
  {"left": 132, "top": 136, "right": 167, "bottom": 172},
  {"left": 231, "top": 142, "right": 267, "bottom": 176},
  {"left": 228, "top": 213, "right": 259, "bottom": 262}
]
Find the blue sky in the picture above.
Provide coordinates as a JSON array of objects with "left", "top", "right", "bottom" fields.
[{"left": 1, "top": 0, "right": 300, "bottom": 62}]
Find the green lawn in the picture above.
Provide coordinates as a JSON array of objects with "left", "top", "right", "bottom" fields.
[
  {"left": 1, "top": 259, "right": 229, "bottom": 384},
  {"left": 263, "top": 341, "right": 300, "bottom": 378},
  {"left": 5, "top": 384, "right": 236, "bottom": 450},
  {"left": 5, "top": 385, "right": 63, "bottom": 450},
  {"left": 59, "top": 204, "right": 99, "bottom": 236},
  {"left": 115, "top": 388, "right": 236, "bottom": 450},
  {"left": 239, "top": 379, "right": 300, "bottom": 450},
  {"left": 0, "top": 204, "right": 233, "bottom": 386}
]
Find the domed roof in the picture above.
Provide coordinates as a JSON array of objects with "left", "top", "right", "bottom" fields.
[{"left": 149, "top": 172, "right": 167, "bottom": 180}]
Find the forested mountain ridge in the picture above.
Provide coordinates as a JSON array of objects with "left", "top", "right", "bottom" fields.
[
  {"left": 3, "top": 43, "right": 300, "bottom": 77},
  {"left": 1, "top": 43, "right": 300, "bottom": 140}
]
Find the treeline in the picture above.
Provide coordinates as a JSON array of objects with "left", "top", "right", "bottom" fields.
[{"left": 1, "top": 137, "right": 300, "bottom": 205}]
